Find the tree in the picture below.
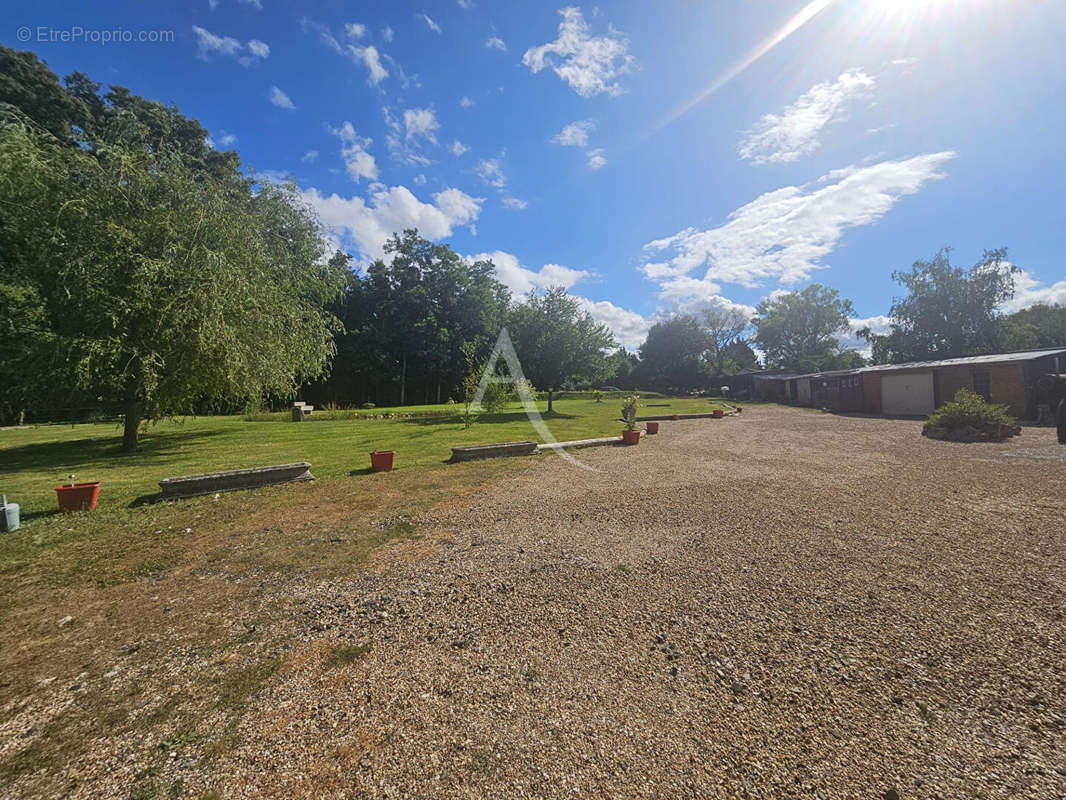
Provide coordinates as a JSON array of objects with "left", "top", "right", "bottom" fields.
[
  {"left": 753, "top": 284, "right": 855, "bottom": 373},
  {"left": 860, "top": 248, "right": 1016, "bottom": 363},
  {"left": 637, "top": 316, "right": 711, "bottom": 392},
  {"left": 325, "top": 230, "right": 510, "bottom": 407},
  {"left": 0, "top": 117, "right": 347, "bottom": 447},
  {"left": 721, "top": 339, "right": 760, "bottom": 372},
  {"left": 1000, "top": 304, "right": 1066, "bottom": 351},
  {"left": 508, "top": 287, "right": 616, "bottom": 413},
  {"left": 701, "top": 306, "right": 751, "bottom": 375}
]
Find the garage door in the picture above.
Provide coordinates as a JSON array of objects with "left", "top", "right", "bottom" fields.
[{"left": 881, "top": 372, "right": 934, "bottom": 416}]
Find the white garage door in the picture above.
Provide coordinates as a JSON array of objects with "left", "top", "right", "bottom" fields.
[{"left": 881, "top": 372, "right": 935, "bottom": 416}]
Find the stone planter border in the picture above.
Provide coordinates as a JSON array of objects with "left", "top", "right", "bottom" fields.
[{"left": 159, "top": 462, "right": 314, "bottom": 499}]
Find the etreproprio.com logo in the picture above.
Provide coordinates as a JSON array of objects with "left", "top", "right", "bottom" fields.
[{"left": 16, "top": 26, "right": 175, "bottom": 45}]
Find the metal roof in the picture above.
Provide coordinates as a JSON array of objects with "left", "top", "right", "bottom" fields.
[
  {"left": 749, "top": 348, "right": 1066, "bottom": 382},
  {"left": 860, "top": 348, "right": 1066, "bottom": 373}
]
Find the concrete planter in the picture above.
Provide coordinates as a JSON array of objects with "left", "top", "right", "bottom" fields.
[
  {"left": 159, "top": 462, "right": 314, "bottom": 499},
  {"left": 450, "top": 441, "right": 538, "bottom": 462}
]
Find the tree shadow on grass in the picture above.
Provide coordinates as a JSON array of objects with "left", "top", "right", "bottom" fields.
[
  {"left": 0, "top": 430, "right": 225, "bottom": 475},
  {"left": 394, "top": 410, "right": 577, "bottom": 427}
]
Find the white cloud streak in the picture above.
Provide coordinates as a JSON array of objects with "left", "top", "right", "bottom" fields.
[
  {"left": 420, "top": 13, "right": 442, "bottom": 34},
  {"left": 269, "top": 86, "right": 295, "bottom": 109},
  {"left": 586, "top": 148, "right": 607, "bottom": 169},
  {"left": 738, "top": 70, "right": 875, "bottom": 164},
  {"left": 643, "top": 152, "right": 956, "bottom": 306},
  {"left": 192, "top": 26, "right": 270, "bottom": 66},
  {"left": 485, "top": 36, "right": 507, "bottom": 51}
]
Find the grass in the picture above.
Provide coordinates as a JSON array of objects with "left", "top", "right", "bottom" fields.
[
  {"left": 0, "top": 393, "right": 720, "bottom": 795},
  {"left": 1, "top": 395, "right": 722, "bottom": 515}
]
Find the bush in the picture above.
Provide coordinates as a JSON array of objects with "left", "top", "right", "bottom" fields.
[
  {"left": 923, "top": 388, "right": 1021, "bottom": 442},
  {"left": 360, "top": 402, "right": 375, "bottom": 409},
  {"left": 621, "top": 395, "right": 639, "bottom": 430}
]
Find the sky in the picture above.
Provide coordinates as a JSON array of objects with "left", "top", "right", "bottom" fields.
[{"left": 7, "top": 0, "right": 1066, "bottom": 350}]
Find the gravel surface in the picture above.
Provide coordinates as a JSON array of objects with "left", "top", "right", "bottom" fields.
[
  {"left": 7, "top": 406, "right": 1063, "bottom": 799},
  {"left": 206, "top": 407, "right": 1066, "bottom": 799}
]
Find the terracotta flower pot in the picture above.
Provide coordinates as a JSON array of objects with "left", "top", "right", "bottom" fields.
[
  {"left": 370, "top": 451, "right": 395, "bottom": 472},
  {"left": 712, "top": 409, "right": 724, "bottom": 418},
  {"left": 671, "top": 414, "right": 680, "bottom": 421},
  {"left": 621, "top": 429, "right": 641, "bottom": 445},
  {"left": 645, "top": 422, "right": 659, "bottom": 435},
  {"left": 56, "top": 482, "right": 100, "bottom": 512}
]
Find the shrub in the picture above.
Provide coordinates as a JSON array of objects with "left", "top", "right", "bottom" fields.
[
  {"left": 360, "top": 402, "right": 375, "bottom": 409},
  {"left": 923, "top": 388, "right": 1020, "bottom": 442},
  {"left": 593, "top": 390, "right": 604, "bottom": 403},
  {"left": 621, "top": 395, "right": 639, "bottom": 430}
]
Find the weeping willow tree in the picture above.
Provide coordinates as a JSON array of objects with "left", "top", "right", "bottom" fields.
[{"left": 0, "top": 115, "right": 347, "bottom": 448}]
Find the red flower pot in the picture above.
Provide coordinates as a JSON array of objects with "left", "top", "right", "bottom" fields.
[
  {"left": 370, "top": 450, "right": 395, "bottom": 472},
  {"left": 645, "top": 422, "right": 659, "bottom": 435},
  {"left": 55, "top": 482, "right": 100, "bottom": 512},
  {"left": 712, "top": 409, "right": 724, "bottom": 418},
  {"left": 671, "top": 414, "right": 680, "bottom": 421},
  {"left": 621, "top": 429, "right": 641, "bottom": 445}
]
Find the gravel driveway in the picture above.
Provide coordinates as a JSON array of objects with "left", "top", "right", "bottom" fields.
[{"left": 211, "top": 406, "right": 1066, "bottom": 799}]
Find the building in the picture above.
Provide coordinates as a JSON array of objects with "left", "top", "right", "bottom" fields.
[{"left": 752, "top": 349, "right": 1066, "bottom": 420}]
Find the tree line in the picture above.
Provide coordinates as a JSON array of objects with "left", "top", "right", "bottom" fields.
[{"left": 2, "top": 46, "right": 1063, "bottom": 445}]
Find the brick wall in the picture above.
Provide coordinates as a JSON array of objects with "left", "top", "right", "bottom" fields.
[{"left": 934, "top": 363, "right": 1026, "bottom": 417}]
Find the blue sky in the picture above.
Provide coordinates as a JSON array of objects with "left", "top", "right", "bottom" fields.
[{"left": 8, "top": 0, "right": 1066, "bottom": 349}]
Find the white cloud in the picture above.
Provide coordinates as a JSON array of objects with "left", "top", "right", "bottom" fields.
[
  {"left": 458, "top": 0, "right": 474, "bottom": 7},
  {"left": 404, "top": 108, "right": 440, "bottom": 144},
  {"left": 485, "top": 36, "right": 507, "bottom": 51},
  {"left": 330, "top": 122, "right": 378, "bottom": 182},
  {"left": 420, "top": 13, "right": 442, "bottom": 34},
  {"left": 247, "top": 40, "right": 270, "bottom": 59},
  {"left": 586, "top": 148, "right": 607, "bottom": 169},
  {"left": 413, "top": 174, "right": 427, "bottom": 186},
  {"left": 501, "top": 197, "right": 528, "bottom": 210},
  {"left": 301, "top": 150, "right": 319, "bottom": 163},
  {"left": 345, "top": 22, "right": 367, "bottom": 38},
  {"left": 738, "top": 70, "right": 876, "bottom": 164},
  {"left": 382, "top": 25, "right": 394, "bottom": 42},
  {"left": 476, "top": 158, "right": 506, "bottom": 188},
  {"left": 460, "top": 96, "right": 475, "bottom": 109},
  {"left": 468, "top": 250, "right": 589, "bottom": 296},
  {"left": 217, "top": 131, "right": 238, "bottom": 147},
  {"left": 384, "top": 107, "right": 438, "bottom": 165},
  {"left": 450, "top": 139, "right": 470, "bottom": 156},
  {"left": 210, "top": 0, "right": 262, "bottom": 11},
  {"left": 269, "top": 86, "right": 296, "bottom": 110},
  {"left": 576, "top": 298, "right": 650, "bottom": 350},
  {"left": 350, "top": 45, "right": 388, "bottom": 85},
  {"left": 303, "top": 185, "right": 483, "bottom": 261},
  {"left": 192, "top": 26, "right": 270, "bottom": 66},
  {"left": 841, "top": 314, "right": 893, "bottom": 355},
  {"left": 643, "top": 152, "right": 956, "bottom": 305},
  {"left": 1003, "top": 269, "right": 1066, "bottom": 313},
  {"left": 552, "top": 119, "right": 594, "bottom": 147},
  {"left": 522, "top": 7, "right": 635, "bottom": 98}
]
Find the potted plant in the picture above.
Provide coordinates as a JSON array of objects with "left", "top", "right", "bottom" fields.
[
  {"left": 712, "top": 409, "right": 724, "bottom": 419},
  {"left": 370, "top": 450, "right": 395, "bottom": 472},
  {"left": 55, "top": 474, "right": 101, "bottom": 512},
  {"left": 621, "top": 395, "right": 641, "bottom": 445},
  {"left": 645, "top": 421, "right": 659, "bottom": 435}
]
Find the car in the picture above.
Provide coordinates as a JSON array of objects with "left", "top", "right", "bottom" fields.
[{"left": 597, "top": 386, "right": 621, "bottom": 392}]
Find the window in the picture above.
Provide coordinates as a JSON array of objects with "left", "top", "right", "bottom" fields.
[{"left": 973, "top": 370, "right": 991, "bottom": 401}]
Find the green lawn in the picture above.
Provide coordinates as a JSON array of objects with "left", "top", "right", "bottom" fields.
[{"left": 1, "top": 395, "right": 722, "bottom": 515}]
